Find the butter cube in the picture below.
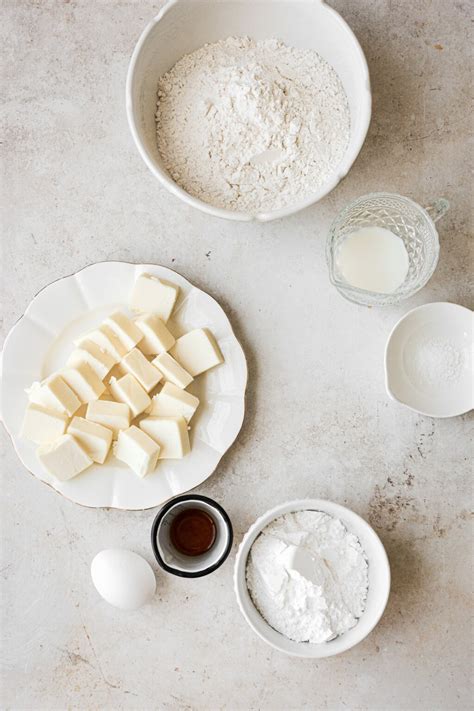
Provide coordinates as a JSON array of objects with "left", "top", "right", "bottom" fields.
[
  {"left": 60, "top": 362, "right": 105, "bottom": 403},
  {"left": 108, "top": 373, "right": 151, "bottom": 418},
  {"left": 86, "top": 400, "right": 130, "bottom": 436},
  {"left": 74, "top": 325, "right": 127, "bottom": 363},
  {"left": 148, "top": 382, "right": 199, "bottom": 423},
  {"left": 135, "top": 314, "right": 175, "bottom": 355},
  {"left": 170, "top": 329, "right": 223, "bottom": 376},
  {"left": 121, "top": 348, "right": 162, "bottom": 392},
  {"left": 105, "top": 363, "right": 125, "bottom": 384},
  {"left": 130, "top": 274, "right": 179, "bottom": 322},
  {"left": 104, "top": 311, "right": 143, "bottom": 351},
  {"left": 140, "top": 416, "right": 190, "bottom": 459},
  {"left": 152, "top": 352, "right": 193, "bottom": 389},
  {"left": 114, "top": 425, "right": 160, "bottom": 478},
  {"left": 27, "top": 374, "right": 81, "bottom": 416},
  {"left": 37, "top": 434, "right": 93, "bottom": 481},
  {"left": 68, "top": 416, "right": 113, "bottom": 464},
  {"left": 68, "top": 340, "right": 115, "bottom": 379},
  {"left": 21, "top": 403, "right": 68, "bottom": 444}
]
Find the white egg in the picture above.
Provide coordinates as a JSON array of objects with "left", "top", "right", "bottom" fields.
[{"left": 91, "top": 549, "right": 156, "bottom": 610}]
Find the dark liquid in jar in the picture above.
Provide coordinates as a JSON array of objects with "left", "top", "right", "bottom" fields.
[{"left": 170, "top": 508, "right": 217, "bottom": 556}]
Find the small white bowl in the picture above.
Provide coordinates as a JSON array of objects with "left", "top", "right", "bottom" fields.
[
  {"left": 151, "top": 494, "right": 233, "bottom": 577},
  {"left": 385, "top": 302, "right": 473, "bottom": 418},
  {"left": 234, "top": 499, "right": 390, "bottom": 658},
  {"left": 126, "top": 0, "right": 371, "bottom": 222}
]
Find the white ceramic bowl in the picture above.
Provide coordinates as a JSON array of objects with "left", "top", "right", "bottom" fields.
[
  {"left": 234, "top": 499, "right": 390, "bottom": 657},
  {"left": 385, "top": 302, "right": 473, "bottom": 418},
  {"left": 151, "top": 494, "right": 233, "bottom": 577},
  {"left": 126, "top": 0, "right": 371, "bottom": 222}
]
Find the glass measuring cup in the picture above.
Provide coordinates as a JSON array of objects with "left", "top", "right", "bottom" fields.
[{"left": 326, "top": 192, "right": 449, "bottom": 306}]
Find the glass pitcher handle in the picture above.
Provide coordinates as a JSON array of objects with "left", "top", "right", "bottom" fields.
[{"left": 424, "top": 198, "right": 450, "bottom": 223}]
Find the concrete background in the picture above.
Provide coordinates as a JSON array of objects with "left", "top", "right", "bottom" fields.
[{"left": 1, "top": 1, "right": 472, "bottom": 709}]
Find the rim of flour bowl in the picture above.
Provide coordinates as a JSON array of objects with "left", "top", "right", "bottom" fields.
[{"left": 126, "top": 0, "right": 372, "bottom": 222}]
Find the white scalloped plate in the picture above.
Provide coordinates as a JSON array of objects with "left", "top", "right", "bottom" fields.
[{"left": 0, "top": 262, "right": 247, "bottom": 509}]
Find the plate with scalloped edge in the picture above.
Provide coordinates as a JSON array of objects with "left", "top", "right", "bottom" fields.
[{"left": 0, "top": 261, "right": 247, "bottom": 509}]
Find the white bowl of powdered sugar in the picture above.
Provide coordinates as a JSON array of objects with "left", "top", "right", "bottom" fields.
[
  {"left": 126, "top": 0, "right": 371, "bottom": 221},
  {"left": 234, "top": 500, "right": 390, "bottom": 657}
]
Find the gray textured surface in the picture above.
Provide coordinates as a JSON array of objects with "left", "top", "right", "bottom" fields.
[{"left": 1, "top": 1, "right": 472, "bottom": 710}]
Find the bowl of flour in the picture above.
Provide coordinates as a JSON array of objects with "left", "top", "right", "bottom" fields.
[
  {"left": 126, "top": 0, "right": 371, "bottom": 221},
  {"left": 234, "top": 500, "right": 390, "bottom": 657}
]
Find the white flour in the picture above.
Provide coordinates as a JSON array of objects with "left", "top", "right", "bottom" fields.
[
  {"left": 155, "top": 37, "right": 350, "bottom": 213},
  {"left": 246, "top": 511, "right": 368, "bottom": 644}
]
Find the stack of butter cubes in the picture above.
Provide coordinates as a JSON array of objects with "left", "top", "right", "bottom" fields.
[{"left": 21, "top": 274, "right": 224, "bottom": 481}]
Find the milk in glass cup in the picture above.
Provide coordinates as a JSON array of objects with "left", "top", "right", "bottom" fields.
[{"left": 326, "top": 192, "right": 449, "bottom": 306}]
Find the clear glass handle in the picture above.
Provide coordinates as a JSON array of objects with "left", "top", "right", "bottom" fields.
[{"left": 424, "top": 198, "right": 450, "bottom": 223}]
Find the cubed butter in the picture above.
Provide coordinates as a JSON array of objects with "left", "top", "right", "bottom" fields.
[
  {"left": 121, "top": 348, "right": 162, "bottom": 392},
  {"left": 130, "top": 274, "right": 179, "bottom": 322},
  {"left": 140, "top": 416, "right": 190, "bottom": 459},
  {"left": 74, "top": 325, "right": 127, "bottom": 363},
  {"left": 105, "top": 363, "right": 125, "bottom": 384},
  {"left": 75, "top": 403, "right": 88, "bottom": 418},
  {"left": 67, "top": 340, "right": 115, "bottom": 379},
  {"left": 86, "top": 400, "right": 131, "bottom": 436},
  {"left": 104, "top": 311, "right": 143, "bottom": 351},
  {"left": 170, "top": 328, "right": 224, "bottom": 376},
  {"left": 135, "top": 314, "right": 175, "bottom": 355},
  {"left": 148, "top": 382, "right": 199, "bottom": 423},
  {"left": 67, "top": 416, "right": 113, "bottom": 464},
  {"left": 99, "top": 386, "right": 115, "bottom": 402},
  {"left": 152, "top": 352, "right": 193, "bottom": 389},
  {"left": 27, "top": 374, "right": 81, "bottom": 417},
  {"left": 37, "top": 434, "right": 93, "bottom": 481},
  {"left": 113, "top": 425, "right": 160, "bottom": 478},
  {"left": 108, "top": 373, "right": 151, "bottom": 418},
  {"left": 60, "top": 362, "right": 106, "bottom": 403},
  {"left": 21, "top": 402, "right": 68, "bottom": 444}
]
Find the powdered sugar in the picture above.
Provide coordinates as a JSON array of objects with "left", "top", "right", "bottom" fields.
[
  {"left": 246, "top": 511, "right": 368, "bottom": 644},
  {"left": 155, "top": 37, "right": 350, "bottom": 213}
]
